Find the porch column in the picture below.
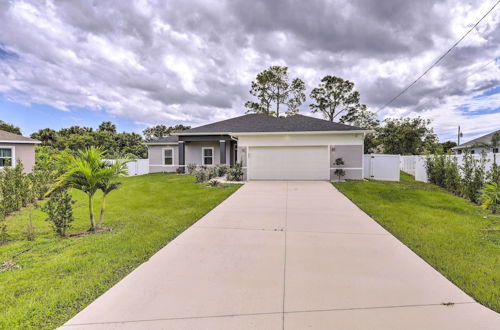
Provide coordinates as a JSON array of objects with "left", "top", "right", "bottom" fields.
[
  {"left": 179, "top": 141, "right": 185, "bottom": 172},
  {"left": 219, "top": 140, "right": 226, "bottom": 164}
]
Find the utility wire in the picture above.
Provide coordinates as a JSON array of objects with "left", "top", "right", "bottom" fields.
[{"left": 375, "top": 0, "right": 500, "bottom": 114}]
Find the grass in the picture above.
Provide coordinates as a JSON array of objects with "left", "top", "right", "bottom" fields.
[
  {"left": 333, "top": 172, "right": 500, "bottom": 312},
  {"left": 0, "top": 173, "right": 240, "bottom": 329}
]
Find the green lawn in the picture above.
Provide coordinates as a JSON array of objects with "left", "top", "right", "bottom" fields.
[
  {"left": 334, "top": 172, "right": 500, "bottom": 312},
  {"left": 0, "top": 174, "right": 239, "bottom": 329}
]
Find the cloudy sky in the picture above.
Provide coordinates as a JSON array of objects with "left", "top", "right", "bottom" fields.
[{"left": 0, "top": 0, "right": 499, "bottom": 142}]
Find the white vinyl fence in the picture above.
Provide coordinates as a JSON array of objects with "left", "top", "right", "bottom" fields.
[
  {"left": 364, "top": 154, "right": 401, "bottom": 181},
  {"left": 105, "top": 159, "right": 149, "bottom": 176},
  {"left": 400, "top": 153, "right": 500, "bottom": 183}
]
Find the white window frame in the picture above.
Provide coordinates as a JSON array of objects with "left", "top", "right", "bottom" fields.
[
  {"left": 202, "top": 147, "right": 214, "bottom": 165},
  {"left": 0, "top": 146, "right": 15, "bottom": 169},
  {"left": 162, "top": 147, "right": 174, "bottom": 166}
]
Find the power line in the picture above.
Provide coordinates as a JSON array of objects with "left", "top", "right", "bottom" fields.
[{"left": 375, "top": 0, "right": 500, "bottom": 114}]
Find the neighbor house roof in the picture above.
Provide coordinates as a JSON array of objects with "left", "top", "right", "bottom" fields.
[
  {"left": 0, "top": 130, "right": 40, "bottom": 144},
  {"left": 178, "top": 114, "right": 366, "bottom": 135},
  {"left": 144, "top": 135, "right": 179, "bottom": 145},
  {"left": 452, "top": 129, "right": 500, "bottom": 150}
]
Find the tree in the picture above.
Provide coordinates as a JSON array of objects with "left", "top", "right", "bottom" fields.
[
  {"left": 97, "top": 121, "right": 117, "bottom": 134},
  {"left": 96, "top": 160, "right": 128, "bottom": 228},
  {"left": 377, "top": 117, "right": 439, "bottom": 155},
  {"left": 440, "top": 141, "right": 457, "bottom": 153},
  {"left": 41, "top": 189, "right": 75, "bottom": 237},
  {"left": 30, "top": 128, "right": 58, "bottom": 146},
  {"left": 339, "top": 104, "right": 380, "bottom": 153},
  {"left": 142, "top": 124, "right": 191, "bottom": 141},
  {"left": 51, "top": 147, "right": 109, "bottom": 231},
  {"left": 310, "top": 76, "right": 361, "bottom": 122},
  {"left": 245, "top": 66, "right": 305, "bottom": 117},
  {"left": 0, "top": 120, "right": 21, "bottom": 135}
]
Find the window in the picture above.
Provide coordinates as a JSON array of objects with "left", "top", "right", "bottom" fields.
[
  {"left": 234, "top": 144, "right": 238, "bottom": 163},
  {"left": 202, "top": 147, "right": 213, "bottom": 165},
  {"left": 457, "top": 150, "right": 462, "bottom": 155},
  {"left": 470, "top": 150, "right": 475, "bottom": 154},
  {"left": 0, "top": 148, "right": 13, "bottom": 167},
  {"left": 163, "top": 148, "right": 173, "bottom": 165},
  {"left": 493, "top": 148, "right": 499, "bottom": 153}
]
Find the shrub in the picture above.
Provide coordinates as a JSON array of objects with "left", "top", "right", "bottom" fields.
[
  {"left": 226, "top": 162, "right": 244, "bottom": 181},
  {"left": 0, "top": 212, "right": 7, "bottom": 245},
  {"left": 443, "top": 156, "right": 461, "bottom": 194},
  {"left": 481, "top": 182, "right": 500, "bottom": 214},
  {"left": 194, "top": 169, "right": 208, "bottom": 183},
  {"left": 214, "top": 164, "right": 229, "bottom": 177},
  {"left": 206, "top": 166, "right": 218, "bottom": 180},
  {"left": 41, "top": 189, "right": 75, "bottom": 237},
  {"left": 207, "top": 179, "right": 220, "bottom": 187},
  {"left": 334, "top": 168, "right": 346, "bottom": 181},
  {"left": 176, "top": 167, "right": 183, "bottom": 174},
  {"left": 24, "top": 210, "right": 36, "bottom": 241},
  {"left": 186, "top": 163, "right": 197, "bottom": 174},
  {"left": 334, "top": 158, "right": 344, "bottom": 166},
  {"left": 425, "top": 154, "right": 446, "bottom": 187},
  {"left": 460, "top": 151, "right": 477, "bottom": 203}
]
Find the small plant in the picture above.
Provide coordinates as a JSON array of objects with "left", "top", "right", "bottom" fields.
[
  {"left": 194, "top": 169, "right": 208, "bottom": 183},
  {"left": 214, "top": 164, "right": 229, "bottom": 177},
  {"left": 186, "top": 163, "right": 197, "bottom": 174},
  {"left": 207, "top": 179, "right": 220, "bottom": 187},
  {"left": 226, "top": 162, "right": 244, "bottom": 181},
  {"left": 334, "top": 158, "right": 344, "bottom": 166},
  {"left": 41, "top": 189, "right": 75, "bottom": 237},
  {"left": 481, "top": 182, "right": 500, "bottom": 214},
  {"left": 206, "top": 166, "right": 218, "bottom": 180},
  {"left": 176, "top": 167, "right": 183, "bottom": 174},
  {"left": 334, "top": 168, "right": 346, "bottom": 181},
  {"left": 25, "top": 220, "right": 36, "bottom": 241},
  {"left": 0, "top": 212, "right": 7, "bottom": 245}
]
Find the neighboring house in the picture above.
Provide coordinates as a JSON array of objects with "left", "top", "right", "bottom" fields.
[
  {"left": 147, "top": 114, "right": 368, "bottom": 181},
  {"left": 0, "top": 130, "right": 41, "bottom": 173},
  {"left": 453, "top": 129, "right": 500, "bottom": 155}
]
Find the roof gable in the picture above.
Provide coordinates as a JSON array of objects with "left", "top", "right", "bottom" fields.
[
  {"left": 180, "top": 114, "right": 365, "bottom": 134},
  {"left": 0, "top": 130, "right": 40, "bottom": 143}
]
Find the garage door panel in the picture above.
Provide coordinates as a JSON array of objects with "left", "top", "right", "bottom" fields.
[{"left": 249, "top": 146, "right": 329, "bottom": 181}]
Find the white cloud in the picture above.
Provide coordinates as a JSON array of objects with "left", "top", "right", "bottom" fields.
[{"left": 0, "top": 0, "right": 498, "bottom": 137}]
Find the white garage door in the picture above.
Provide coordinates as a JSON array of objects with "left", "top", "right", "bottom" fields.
[{"left": 248, "top": 146, "right": 329, "bottom": 180}]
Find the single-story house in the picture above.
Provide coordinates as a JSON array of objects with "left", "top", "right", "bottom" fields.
[
  {"left": 453, "top": 129, "right": 500, "bottom": 155},
  {"left": 0, "top": 130, "right": 41, "bottom": 173},
  {"left": 146, "top": 114, "right": 368, "bottom": 181}
]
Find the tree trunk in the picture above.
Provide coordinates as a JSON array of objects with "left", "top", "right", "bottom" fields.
[
  {"left": 88, "top": 194, "right": 95, "bottom": 232},
  {"left": 276, "top": 86, "right": 280, "bottom": 117},
  {"left": 98, "top": 195, "right": 106, "bottom": 229}
]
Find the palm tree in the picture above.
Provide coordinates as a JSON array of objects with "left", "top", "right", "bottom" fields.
[
  {"left": 51, "top": 147, "right": 109, "bottom": 231},
  {"left": 96, "top": 161, "right": 128, "bottom": 228}
]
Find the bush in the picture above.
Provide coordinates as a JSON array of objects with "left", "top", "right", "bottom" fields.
[
  {"left": 194, "top": 169, "right": 208, "bottom": 183},
  {"left": 226, "top": 162, "right": 244, "bottom": 181},
  {"left": 187, "top": 163, "right": 197, "bottom": 174},
  {"left": 41, "top": 189, "right": 75, "bottom": 237},
  {"left": 334, "top": 168, "right": 346, "bottom": 181},
  {"left": 481, "top": 182, "right": 500, "bottom": 214},
  {"left": 207, "top": 179, "right": 220, "bottom": 187},
  {"left": 176, "top": 167, "right": 183, "bottom": 174},
  {"left": 443, "top": 156, "right": 461, "bottom": 194},
  {"left": 206, "top": 166, "right": 218, "bottom": 180},
  {"left": 214, "top": 164, "right": 229, "bottom": 177}
]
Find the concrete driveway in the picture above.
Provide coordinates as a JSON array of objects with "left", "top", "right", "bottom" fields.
[{"left": 63, "top": 181, "right": 500, "bottom": 329}]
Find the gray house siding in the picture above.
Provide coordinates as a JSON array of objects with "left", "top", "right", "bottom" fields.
[
  {"left": 329, "top": 145, "right": 363, "bottom": 181},
  {"left": 148, "top": 141, "right": 232, "bottom": 173},
  {"left": 148, "top": 145, "right": 179, "bottom": 173},
  {"left": 185, "top": 141, "right": 231, "bottom": 166}
]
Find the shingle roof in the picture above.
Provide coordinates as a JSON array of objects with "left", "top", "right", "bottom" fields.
[
  {"left": 180, "top": 114, "right": 365, "bottom": 134},
  {"left": 453, "top": 129, "right": 500, "bottom": 149},
  {"left": 145, "top": 135, "right": 179, "bottom": 144},
  {"left": 0, "top": 130, "right": 40, "bottom": 143}
]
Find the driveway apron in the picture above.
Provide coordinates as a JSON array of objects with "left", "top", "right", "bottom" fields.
[{"left": 62, "top": 181, "right": 500, "bottom": 329}]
